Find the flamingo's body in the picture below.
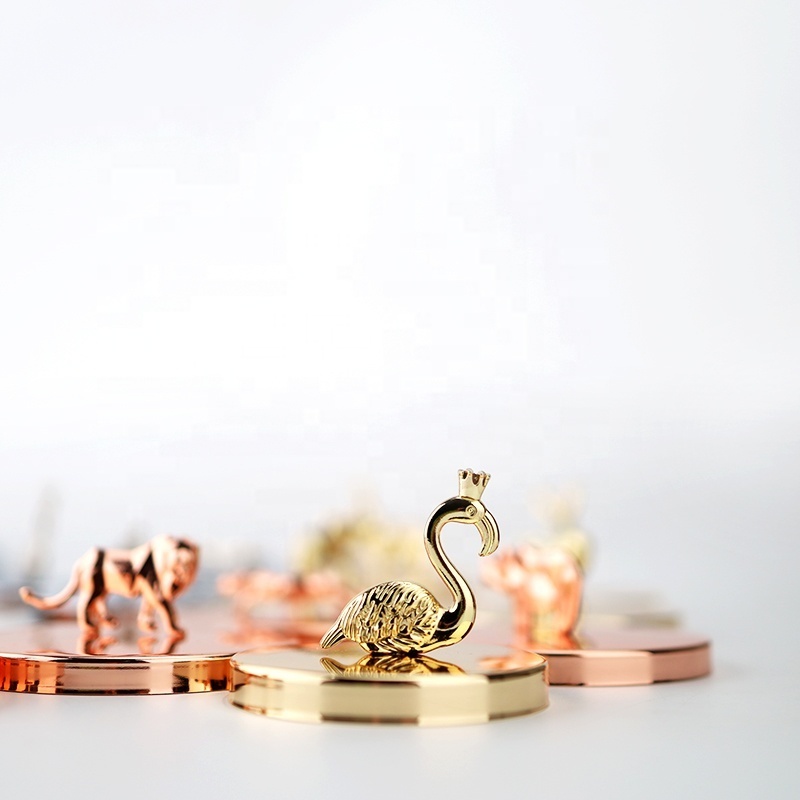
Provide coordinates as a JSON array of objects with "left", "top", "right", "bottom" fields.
[
  {"left": 320, "top": 581, "right": 443, "bottom": 652},
  {"left": 320, "top": 470, "right": 500, "bottom": 655}
]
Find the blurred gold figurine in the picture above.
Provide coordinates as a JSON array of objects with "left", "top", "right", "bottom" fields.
[
  {"left": 482, "top": 488, "right": 588, "bottom": 646},
  {"left": 321, "top": 469, "right": 499, "bottom": 655},
  {"left": 296, "top": 508, "right": 426, "bottom": 593},
  {"left": 20, "top": 535, "right": 199, "bottom": 642}
]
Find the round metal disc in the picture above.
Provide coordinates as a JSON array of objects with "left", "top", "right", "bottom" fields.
[
  {"left": 0, "top": 607, "right": 244, "bottom": 695},
  {"left": 229, "top": 642, "right": 548, "bottom": 726},
  {"left": 523, "top": 628, "right": 712, "bottom": 686}
]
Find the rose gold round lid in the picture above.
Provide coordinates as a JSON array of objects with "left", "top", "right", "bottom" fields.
[
  {"left": 524, "top": 628, "right": 712, "bottom": 686},
  {"left": 0, "top": 607, "right": 316, "bottom": 695}
]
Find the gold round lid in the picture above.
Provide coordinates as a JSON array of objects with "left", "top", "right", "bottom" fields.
[{"left": 229, "top": 642, "right": 548, "bottom": 726}]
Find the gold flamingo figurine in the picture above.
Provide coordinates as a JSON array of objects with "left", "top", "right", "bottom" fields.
[{"left": 320, "top": 469, "right": 499, "bottom": 655}]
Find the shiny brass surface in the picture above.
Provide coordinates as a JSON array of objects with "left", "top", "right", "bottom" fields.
[
  {"left": 320, "top": 470, "right": 499, "bottom": 655},
  {"left": 230, "top": 642, "right": 548, "bottom": 725},
  {"left": 0, "top": 607, "right": 236, "bottom": 694},
  {"left": 19, "top": 535, "right": 199, "bottom": 647},
  {"left": 320, "top": 652, "right": 466, "bottom": 677}
]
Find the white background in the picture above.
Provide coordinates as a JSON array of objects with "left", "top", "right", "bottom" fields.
[{"left": 0, "top": 1, "right": 797, "bottom": 797}]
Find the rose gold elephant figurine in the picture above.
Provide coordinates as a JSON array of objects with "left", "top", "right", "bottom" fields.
[{"left": 481, "top": 539, "right": 584, "bottom": 647}]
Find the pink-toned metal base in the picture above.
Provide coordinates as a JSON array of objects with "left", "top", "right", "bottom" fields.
[
  {"left": 0, "top": 608, "right": 233, "bottom": 694},
  {"left": 476, "top": 624, "right": 711, "bottom": 686},
  {"left": 0, "top": 608, "right": 327, "bottom": 695},
  {"left": 531, "top": 628, "right": 711, "bottom": 686}
]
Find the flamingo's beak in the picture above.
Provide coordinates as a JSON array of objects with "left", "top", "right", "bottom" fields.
[{"left": 477, "top": 509, "right": 500, "bottom": 557}]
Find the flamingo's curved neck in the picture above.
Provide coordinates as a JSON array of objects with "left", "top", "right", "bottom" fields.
[{"left": 425, "top": 509, "right": 476, "bottom": 648}]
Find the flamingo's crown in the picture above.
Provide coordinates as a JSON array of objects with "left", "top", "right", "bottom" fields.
[{"left": 458, "top": 469, "right": 490, "bottom": 501}]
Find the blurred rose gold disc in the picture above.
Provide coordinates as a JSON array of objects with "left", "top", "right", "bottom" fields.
[
  {"left": 525, "top": 628, "right": 711, "bottom": 686},
  {"left": 0, "top": 607, "right": 315, "bottom": 695}
]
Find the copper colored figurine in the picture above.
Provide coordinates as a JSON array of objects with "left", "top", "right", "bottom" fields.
[
  {"left": 321, "top": 469, "right": 499, "bottom": 655},
  {"left": 19, "top": 535, "right": 199, "bottom": 641},
  {"left": 217, "top": 569, "right": 351, "bottom": 618},
  {"left": 482, "top": 488, "right": 589, "bottom": 645},
  {"left": 482, "top": 540, "right": 583, "bottom": 646}
]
